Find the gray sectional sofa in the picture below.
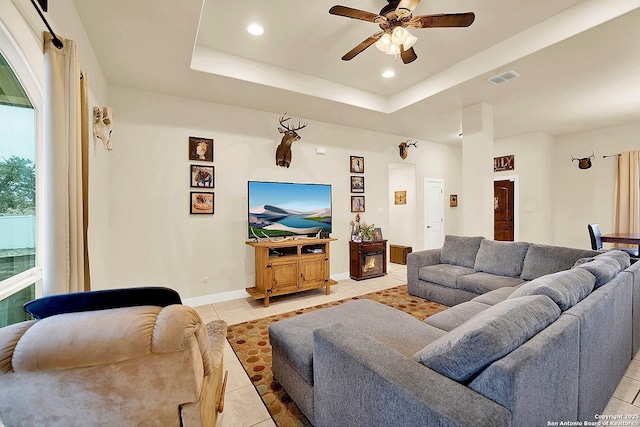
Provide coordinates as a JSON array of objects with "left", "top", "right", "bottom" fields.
[
  {"left": 268, "top": 236, "right": 640, "bottom": 427},
  {"left": 407, "top": 235, "right": 600, "bottom": 307}
]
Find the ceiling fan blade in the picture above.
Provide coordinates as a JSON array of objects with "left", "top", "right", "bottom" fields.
[
  {"left": 329, "top": 5, "right": 381, "bottom": 23},
  {"left": 342, "top": 33, "right": 383, "bottom": 61},
  {"left": 400, "top": 46, "right": 417, "bottom": 64},
  {"left": 414, "top": 12, "right": 476, "bottom": 28},
  {"left": 396, "top": 0, "right": 421, "bottom": 15}
]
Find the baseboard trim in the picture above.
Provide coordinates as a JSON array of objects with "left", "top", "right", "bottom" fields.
[
  {"left": 183, "top": 272, "right": 350, "bottom": 307},
  {"left": 183, "top": 289, "right": 249, "bottom": 307}
]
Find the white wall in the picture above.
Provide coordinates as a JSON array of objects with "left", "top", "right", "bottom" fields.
[
  {"left": 494, "top": 132, "right": 554, "bottom": 244},
  {"left": 388, "top": 162, "right": 416, "bottom": 248},
  {"left": 411, "top": 141, "right": 464, "bottom": 250},
  {"left": 552, "top": 121, "right": 640, "bottom": 249},
  {"left": 105, "top": 86, "right": 465, "bottom": 300}
]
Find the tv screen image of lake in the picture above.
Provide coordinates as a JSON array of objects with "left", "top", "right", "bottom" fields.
[{"left": 247, "top": 181, "right": 332, "bottom": 237}]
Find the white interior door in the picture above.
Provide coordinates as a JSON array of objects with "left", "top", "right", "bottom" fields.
[{"left": 424, "top": 179, "right": 444, "bottom": 249}]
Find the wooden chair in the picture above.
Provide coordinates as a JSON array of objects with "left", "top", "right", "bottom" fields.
[{"left": 588, "top": 223, "right": 639, "bottom": 257}]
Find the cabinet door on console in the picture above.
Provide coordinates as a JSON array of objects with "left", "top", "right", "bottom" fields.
[
  {"left": 267, "top": 260, "right": 299, "bottom": 293},
  {"left": 299, "top": 257, "right": 327, "bottom": 289}
]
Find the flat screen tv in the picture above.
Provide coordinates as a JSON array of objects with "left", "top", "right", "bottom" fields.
[{"left": 248, "top": 181, "right": 332, "bottom": 238}]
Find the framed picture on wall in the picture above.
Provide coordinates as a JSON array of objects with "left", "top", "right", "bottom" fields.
[
  {"left": 350, "top": 156, "right": 364, "bottom": 173},
  {"left": 450, "top": 194, "right": 458, "bottom": 207},
  {"left": 190, "top": 192, "right": 214, "bottom": 214},
  {"left": 190, "top": 165, "right": 214, "bottom": 188},
  {"left": 394, "top": 191, "right": 407, "bottom": 205},
  {"left": 351, "top": 196, "right": 365, "bottom": 212},
  {"left": 188, "top": 136, "right": 214, "bottom": 162},
  {"left": 350, "top": 176, "right": 364, "bottom": 193}
]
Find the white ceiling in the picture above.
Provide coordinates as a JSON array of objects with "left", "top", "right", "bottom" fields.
[{"left": 73, "top": 0, "right": 640, "bottom": 145}]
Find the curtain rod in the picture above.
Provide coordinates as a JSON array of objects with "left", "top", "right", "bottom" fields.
[
  {"left": 603, "top": 154, "right": 621, "bottom": 159},
  {"left": 30, "top": 0, "right": 63, "bottom": 49}
]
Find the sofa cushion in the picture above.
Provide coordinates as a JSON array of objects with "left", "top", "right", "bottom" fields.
[
  {"left": 596, "top": 250, "right": 631, "bottom": 270},
  {"left": 474, "top": 240, "right": 529, "bottom": 278},
  {"left": 414, "top": 295, "right": 561, "bottom": 382},
  {"left": 419, "top": 264, "right": 476, "bottom": 289},
  {"left": 440, "top": 235, "right": 485, "bottom": 268},
  {"left": 457, "top": 272, "right": 525, "bottom": 295},
  {"left": 471, "top": 287, "right": 518, "bottom": 306},
  {"left": 521, "top": 243, "right": 599, "bottom": 281},
  {"left": 424, "top": 301, "right": 491, "bottom": 332},
  {"left": 573, "top": 257, "right": 621, "bottom": 288},
  {"left": 508, "top": 269, "right": 596, "bottom": 311}
]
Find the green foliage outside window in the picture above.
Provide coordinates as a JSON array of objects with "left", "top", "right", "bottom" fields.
[{"left": 0, "top": 155, "right": 35, "bottom": 215}]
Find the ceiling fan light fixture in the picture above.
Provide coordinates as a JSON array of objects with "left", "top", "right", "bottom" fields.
[
  {"left": 402, "top": 33, "right": 418, "bottom": 50},
  {"left": 387, "top": 43, "right": 400, "bottom": 55},
  {"left": 375, "top": 33, "right": 392, "bottom": 53},
  {"left": 391, "top": 27, "right": 408, "bottom": 45}
]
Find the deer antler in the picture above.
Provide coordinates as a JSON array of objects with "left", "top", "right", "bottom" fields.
[
  {"left": 405, "top": 139, "right": 418, "bottom": 148},
  {"left": 279, "top": 113, "right": 307, "bottom": 131}
]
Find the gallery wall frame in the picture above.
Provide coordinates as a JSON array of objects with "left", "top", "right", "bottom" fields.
[
  {"left": 350, "top": 176, "right": 364, "bottom": 193},
  {"left": 189, "top": 136, "right": 214, "bottom": 162},
  {"left": 190, "top": 191, "right": 214, "bottom": 214},
  {"left": 350, "top": 156, "right": 364, "bottom": 173},
  {"left": 190, "top": 165, "right": 214, "bottom": 188},
  {"left": 351, "top": 196, "right": 365, "bottom": 212}
]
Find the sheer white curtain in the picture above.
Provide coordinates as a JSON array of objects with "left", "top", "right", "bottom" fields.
[
  {"left": 42, "top": 33, "right": 90, "bottom": 295},
  {"left": 614, "top": 151, "right": 640, "bottom": 239}
]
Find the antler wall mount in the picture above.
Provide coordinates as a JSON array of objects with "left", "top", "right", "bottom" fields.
[
  {"left": 571, "top": 151, "right": 595, "bottom": 170},
  {"left": 276, "top": 113, "right": 307, "bottom": 168},
  {"left": 329, "top": 0, "right": 475, "bottom": 64},
  {"left": 398, "top": 139, "right": 418, "bottom": 159}
]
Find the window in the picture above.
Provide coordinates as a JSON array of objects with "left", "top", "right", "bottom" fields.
[{"left": 0, "top": 51, "right": 40, "bottom": 328}]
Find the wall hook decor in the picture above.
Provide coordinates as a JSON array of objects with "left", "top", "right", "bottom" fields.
[
  {"left": 571, "top": 151, "right": 594, "bottom": 169},
  {"left": 398, "top": 139, "right": 418, "bottom": 160},
  {"left": 93, "top": 106, "right": 114, "bottom": 150},
  {"left": 276, "top": 113, "right": 307, "bottom": 168}
]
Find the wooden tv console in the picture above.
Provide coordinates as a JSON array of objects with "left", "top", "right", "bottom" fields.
[{"left": 245, "top": 238, "right": 337, "bottom": 307}]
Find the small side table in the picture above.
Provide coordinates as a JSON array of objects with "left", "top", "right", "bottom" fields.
[{"left": 390, "top": 244, "right": 412, "bottom": 265}]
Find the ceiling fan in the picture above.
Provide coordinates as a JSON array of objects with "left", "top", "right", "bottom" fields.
[{"left": 329, "top": 0, "right": 475, "bottom": 64}]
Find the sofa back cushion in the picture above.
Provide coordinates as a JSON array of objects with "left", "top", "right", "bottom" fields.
[
  {"left": 508, "top": 269, "right": 596, "bottom": 311},
  {"left": 414, "top": 295, "right": 561, "bottom": 382},
  {"left": 573, "top": 256, "right": 622, "bottom": 288},
  {"left": 440, "top": 235, "right": 485, "bottom": 268},
  {"left": 520, "top": 244, "right": 599, "bottom": 281},
  {"left": 595, "top": 250, "right": 631, "bottom": 270},
  {"left": 474, "top": 240, "right": 529, "bottom": 277}
]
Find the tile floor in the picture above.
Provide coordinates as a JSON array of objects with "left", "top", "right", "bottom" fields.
[{"left": 194, "top": 264, "right": 640, "bottom": 427}]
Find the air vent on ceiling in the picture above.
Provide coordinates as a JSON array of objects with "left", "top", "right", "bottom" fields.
[{"left": 486, "top": 70, "right": 520, "bottom": 85}]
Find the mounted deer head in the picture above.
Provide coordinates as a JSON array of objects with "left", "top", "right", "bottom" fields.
[
  {"left": 276, "top": 113, "right": 307, "bottom": 168},
  {"left": 93, "top": 106, "right": 114, "bottom": 150},
  {"left": 398, "top": 140, "right": 418, "bottom": 160},
  {"left": 571, "top": 151, "right": 595, "bottom": 169}
]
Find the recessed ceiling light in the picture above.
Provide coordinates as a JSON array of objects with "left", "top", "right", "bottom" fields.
[
  {"left": 247, "top": 23, "right": 264, "bottom": 36},
  {"left": 382, "top": 70, "right": 395, "bottom": 78}
]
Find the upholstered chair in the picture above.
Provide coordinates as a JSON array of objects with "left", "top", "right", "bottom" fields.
[{"left": 0, "top": 287, "right": 227, "bottom": 427}]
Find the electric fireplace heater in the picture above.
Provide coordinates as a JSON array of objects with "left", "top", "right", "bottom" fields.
[{"left": 349, "top": 240, "right": 387, "bottom": 280}]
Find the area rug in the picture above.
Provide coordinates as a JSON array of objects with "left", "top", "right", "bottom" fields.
[{"left": 226, "top": 284, "right": 447, "bottom": 427}]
